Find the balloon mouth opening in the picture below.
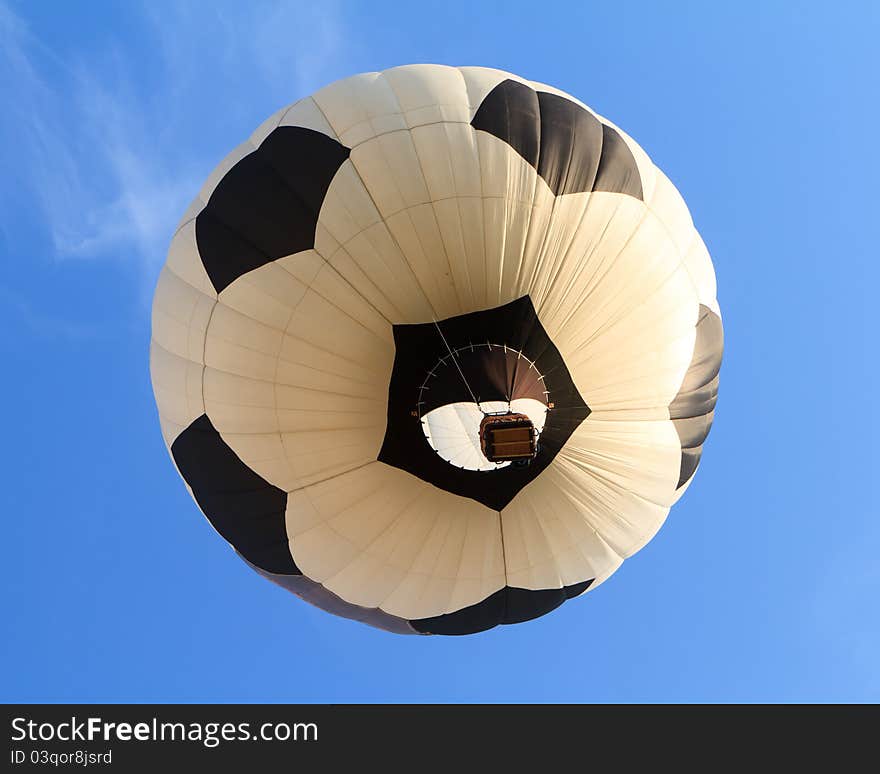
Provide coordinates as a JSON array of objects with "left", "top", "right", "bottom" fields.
[{"left": 415, "top": 342, "right": 551, "bottom": 472}]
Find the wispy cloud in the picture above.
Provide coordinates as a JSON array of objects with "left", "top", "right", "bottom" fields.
[{"left": 0, "top": 1, "right": 347, "bottom": 288}]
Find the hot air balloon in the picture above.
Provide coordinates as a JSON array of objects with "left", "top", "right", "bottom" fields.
[{"left": 150, "top": 65, "right": 723, "bottom": 635}]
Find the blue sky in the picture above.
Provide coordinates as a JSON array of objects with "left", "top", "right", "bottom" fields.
[{"left": 2, "top": 1, "right": 878, "bottom": 702}]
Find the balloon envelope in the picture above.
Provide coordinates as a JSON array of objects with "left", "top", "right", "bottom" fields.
[{"left": 150, "top": 65, "right": 722, "bottom": 635}]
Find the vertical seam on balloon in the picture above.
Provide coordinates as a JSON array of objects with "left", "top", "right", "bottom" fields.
[
  {"left": 494, "top": 87, "right": 513, "bottom": 306},
  {"left": 542, "top": 190, "right": 621, "bottom": 330},
  {"left": 253, "top": 138, "right": 404, "bottom": 324},
  {"left": 521, "top": 471, "right": 603, "bottom": 588},
  {"left": 311, "top": 197, "right": 410, "bottom": 322},
  {"left": 424, "top": 503, "right": 462, "bottom": 617},
  {"left": 165, "top": 261, "right": 216, "bottom": 429},
  {"left": 458, "top": 67, "right": 493, "bottom": 310},
  {"left": 560, "top": 438, "right": 676, "bottom": 512},
  {"left": 520, "top": 108, "right": 560, "bottom": 311},
  {"left": 382, "top": 73, "right": 463, "bottom": 317},
  {"left": 553, "top": 450, "right": 644, "bottom": 537},
  {"left": 527, "top": 89, "right": 569, "bottom": 309},
  {"left": 274, "top": 96, "right": 406, "bottom": 322},
  {"left": 445, "top": 120, "right": 477, "bottom": 310},
  {"left": 168, "top": 212, "right": 200, "bottom": 245},
  {"left": 279, "top": 98, "right": 416, "bottom": 325},
  {"left": 270, "top": 256, "right": 322, "bottom": 500},
  {"left": 267, "top": 203, "right": 405, "bottom": 332},
  {"left": 443, "top": 499, "right": 480, "bottom": 617},
  {"left": 565, "top": 177, "right": 699, "bottom": 408},
  {"left": 551, "top": 200, "right": 653, "bottom": 339},
  {"left": 285, "top": 462, "right": 380, "bottom": 590},
  {"left": 277, "top": 98, "right": 307, "bottom": 130},
  {"left": 513, "top": 82, "right": 543, "bottom": 303},
  {"left": 370, "top": 73, "right": 456, "bottom": 312},
  {"left": 563, "top": 206, "right": 647, "bottom": 340},
  {"left": 162, "top": 253, "right": 216, "bottom": 301},
  {"left": 447, "top": 85, "right": 480, "bottom": 307},
  {"left": 674, "top": 228, "right": 703, "bottom": 307},
  {"left": 199, "top": 300, "right": 219, "bottom": 424},
  {"left": 448, "top": 195, "right": 476, "bottom": 309},
  {"left": 273, "top": 255, "right": 395, "bottom": 337},
  {"left": 515, "top": 494, "right": 544, "bottom": 589},
  {"left": 536, "top": 115, "right": 606, "bottom": 320},
  {"left": 374, "top": 488, "right": 448, "bottom": 616},
  {"left": 321, "top": 236, "right": 408, "bottom": 320},
  {"left": 309, "top": 92, "right": 442, "bottom": 321},
  {"left": 203, "top": 283, "right": 387, "bottom": 501},
  {"left": 525, "top": 486, "right": 568, "bottom": 592},
  {"left": 318, "top": 482, "right": 431, "bottom": 598},
  {"left": 385, "top": 489, "right": 455, "bottom": 617},
  {"left": 572, "top": 254, "right": 692, "bottom": 367},
  {"left": 643, "top": 175, "right": 714, "bottom": 317},
  {"left": 533, "top": 486, "right": 597, "bottom": 587},
  {"left": 498, "top": 507, "right": 509, "bottom": 594}
]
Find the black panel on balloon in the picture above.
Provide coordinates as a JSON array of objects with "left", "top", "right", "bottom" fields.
[
  {"left": 195, "top": 126, "right": 350, "bottom": 294},
  {"left": 410, "top": 579, "right": 593, "bottom": 635},
  {"left": 170, "top": 414, "right": 299, "bottom": 575},
  {"left": 377, "top": 295, "right": 591, "bottom": 511},
  {"left": 669, "top": 304, "right": 723, "bottom": 488},
  {"left": 472, "top": 79, "right": 643, "bottom": 200}
]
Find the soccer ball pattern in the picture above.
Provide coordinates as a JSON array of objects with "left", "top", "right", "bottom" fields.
[{"left": 150, "top": 65, "right": 722, "bottom": 635}]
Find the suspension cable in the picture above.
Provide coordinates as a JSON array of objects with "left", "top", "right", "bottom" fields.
[{"left": 432, "top": 318, "right": 480, "bottom": 407}]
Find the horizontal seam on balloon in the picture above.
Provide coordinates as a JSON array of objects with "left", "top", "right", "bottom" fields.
[
  {"left": 281, "top": 458, "right": 382, "bottom": 498},
  {"left": 305, "top": 227, "right": 402, "bottom": 326},
  {"left": 151, "top": 304, "right": 213, "bottom": 345},
  {"left": 312, "top": 210, "right": 435, "bottom": 327},
  {"left": 201, "top": 360, "right": 386, "bottom": 396},
  {"left": 269, "top": 256, "right": 395, "bottom": 339},
  {"left": 276, "top": 341, "right": 391, "bottom": 381},
  {"left": 319, "top": 242, "right": 409, "bottom": 323},
  {"left": 202, "top": 320, "right": 391, "bottom": 377},
  {"left": 202, "top": 389, "right": 384, "bottom": 408},
  {"left": 156, "top": 261, "right": 218, "bottom": 304},
  {"left": 270, "top": 358, "right": 386, "bottom": 389},
  {"left": 201, "top": 342, "right": 381, "bottom": 386}
]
